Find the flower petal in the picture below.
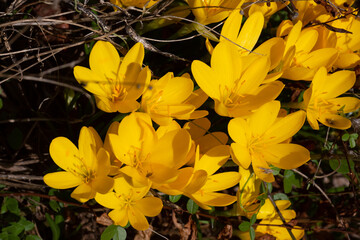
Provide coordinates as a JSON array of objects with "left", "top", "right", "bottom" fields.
[
  {"left": 194, "top": 145, "right": 230, "bottom": 175},
  {"left": 43, "top": 171, "right": 82, "bottom": 189},
  {"left": 264, "top": 143, "right": 310, "bottom": 169},
  {"left": 49, "top": 137, "right": 80, "bottom": 171},
  {"left": 202, "top": 172, "right": 240, "bottom": 192},
  {"left": 128, "top": 205, "right": 149, "bottom": 230},
  {"left": 109, "top": 209, "right": 129, "bottom": 227},
  {"left": 230, "top": 142, "right": 251, "bottom": 169},
  {"left": 89, "top": 41, "right": 120, "bottom": 79},
  {"left": 135, "top": 197, "right": 163, "bottom": 217},
  {"left": 95, "top": 191, "right": 123, "bottom": 209},
  {"left": 71, "top": 183, "right": 95, "bottom": 202},
  {"left": 318, "top": 113, "right": 352, "bottom": 130}
]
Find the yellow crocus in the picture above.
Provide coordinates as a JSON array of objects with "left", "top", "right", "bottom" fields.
[
  {"left": 276, "top": 20, "right": 339, "bottom": 81},
  {"left": 44, "top": 127, "right": 114, "bottom": 203},
  {"left": 140, "top": 72, "right": 208, "bottom": 126},
  {"left": 192, "top": 42, "right": 284, "bottom": 117},
  {"left": 95, "top": 175, "right": 163, "bottom": 230},
  {"left": 155, "top": 145, "right": 239, "bottom": 210},
  {"left": 228, "top": 101, "right": 310, "bottom": 182},
  {"left": 300, "top": 67, "right": 360, "bottom": 130},
  {"left": 74, "top": 41, "right": 151, "bottom": 113},
  {"left": 108, "top": 112, "right": 192, "bottom": 186}
]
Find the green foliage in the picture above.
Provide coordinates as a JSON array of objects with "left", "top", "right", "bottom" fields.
[
  {"left": 342, "top": 132, "right": 359, "bottom": 148},
  {"left": 283, "top": 170, "right": 302, "bottom": 193},
  {"left": 169, "top": 194, "right": 182, "bottom": 203},
  {"left": 101, "top": 225, "right": 127, "bottom": 240},
  {"left": 329, "top": 159, "right": 355, "bottom": 174},
  {"left": 186, "top": 199, "right": 199, "bottom": 214}
]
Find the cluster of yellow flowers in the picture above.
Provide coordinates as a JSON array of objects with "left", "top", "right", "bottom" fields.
[{"left": 44, "top": 0, "right": 360, "bottom": 238}]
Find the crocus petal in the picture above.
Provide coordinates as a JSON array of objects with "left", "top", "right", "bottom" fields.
[
  {"left": 307, "top": 110, "right": 320, "bottom": 130},
  {"left": 73, "top": 66, "right": 108, "bottom": 96},
  {"left": 230, "top": 142, "right": 251, "bottom": 169},
  {"left": 128, "top": 206, "right": 149, "bottom": 230},
  {"left": 318, "top": 113, "right": 352, "bottom": 130},
  {"left": 236, "top": 11, "right": 264, "bottom": 54},
  {"left": 248, "top": 101, "right": 280, "bottom": 137},
  {"left": 252, "top": 157, "right": 275, "bottom": 182},
  {"left": 262, "top": 110, "right": 306, "bottom": 145},
  {"left": 191, "top": 192, "right": 237, "bottom": 208},
  {"left": 109, "top": 209, "right": 129, "bottom": 227},
  {"left": 253, "top": 37, "right": 285, "bottom": 70},
  {"left": 183, "top": 170, "right": 208, "bottom": 194},
  {"left": 118, "top": 42, "right": 144, "bottom": 84},
  {"left": 194, "top": 145, "right": 230, "bottom": 175},
  {"left": 238, "top": 56, "right": 269, "bottom": 93},
  {"left": 95, "top": 192, "right": 123, "bottom": 209},
  {"left": 91, "top": 175, "right": 114, "bottom": 194},
  {"left": 312, "top": 69, "right": 355, "bottom": 99},
  {"left": 135, "top": 197, "right": 163, "bottom": 217},
  {"left": 186, "top": 61, "right": 218, "bottom": 100},
  {"left": 328, "top": 97, "right": 360, "bottom": 113},
  {"left": 196, "top": 132, "right": 229, "bottom": 154},
  {"left": 125, "top": 66, "right": 151, "bottom": 100},
  {"left": 78, "top": 127, "right": 97, "bottom": 168},
  {"left": 295, "top": 29, "right": 318, "bottom": 53},
  {"left": 89, "top": 41, "right": 120, "bottom": 79},
  {"left": 150, "top": 129, "right": 191, "bottom": 169},
  {"left": 71, "top": 183, "right": 95, "bottom": 202},
  {"left": 159, "top": 75, "right": 194, "bottom": 104},
  {"left": 228, "top": 117, "right": 250, "bottom": 144},
  {"left": 335, "top": 52, "right": 360, "bottom": 69},
  {"left": 43, "top": 171, "right": 82, "bottom": 189},
  {"left": 49, "top": 137, "right": 80, "bottom": 171},
  {"left": 263, "top": 143, "right": 310, "bottom": 169},
  {"left": 220, "top": 10, "right": 243, "bottom": 43},
  {"left": 202, "top": 172, "right": 240, "bottom": 192}
]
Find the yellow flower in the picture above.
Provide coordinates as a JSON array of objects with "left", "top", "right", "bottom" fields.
[
  {"left": 192, "top": 42, "right": 284, "bottom": 117},
  {"left": 44, "top": 127, "right": 114, "bottom": 203},
  {"left": 140, "top": 72, "right": 208, "bottom": 125},
  {"left": 255, "top": 199, "right": 304, "bottom": 239},
  {"left": 187, "top": 0, "right": 244, "bottom": 25},
  {"left": 155, "top": 145, "right": 239, "bottom": 210},
  {"left": 210, "top": 10, "right": 285, "bottom": 82},
  {"left": 110, "top": 0, "right": 158, "bottom": 8},
  {"left": 236, "top": 168, "right": 262, "bottom": 218},
  {"left": 228, "top": 101, "right": 310, "bottom": 182},
  {"left": 108, "top": 112, "right": 192, "bottom": 186},
  {"left": 95, "top": 175, "right": 163, "bottom": 230},
  {"left": 74, "top": 41, "right": 151, "bottom": 113},
  {"left": 300, "top": 67, "right": 360, "bottom": 130},
  {"left": 276, "top": 20, "right": 339, "bottom": 81},
  {"left": 243, "top": 0, "right": 287, "bottom": 23}
]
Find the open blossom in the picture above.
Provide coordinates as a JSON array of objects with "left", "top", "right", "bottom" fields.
[
  {"left": 44, "top": 127, "right": 114, "bottom": 203},
  {"left": 299, "top": 67, "right": 360, "bottom": 130},
  {"left": 155, "top": 145, "right": 239, "bottom": 210},
  {"left": 74, "top": 41, "right": 151, "bottom": 113},
  {"left": 236, "top": 199, "right": 304, "bottom": 240},
  {"left": 140, "top": 72, "right": 208, "bottom": 126},
  {"left": 192, "top": 42, "right": 284, "bottom": 117},
  {"left": 275, "top": 20, "right": 339, "bottom": 81},
  {"left": 108, "top": 112, "right": 192, "bottom": 186},
  {"left": 95, "top": 174, "right": 163, "bottom": 230},
  {"left": 228, "top": 101, "right": 310, "bottom": 182}
]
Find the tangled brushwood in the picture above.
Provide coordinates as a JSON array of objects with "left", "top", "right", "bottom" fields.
[{"left": 1, "top": 0, "right": 360, "bottom": 239}]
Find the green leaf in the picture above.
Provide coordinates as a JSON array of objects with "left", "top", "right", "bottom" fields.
[
  {"left": 49, "top": 200, "right": 61, "bottom": 212},
  {"left": 349, "top": 137, "right": 357, "bottom": 148},
  {"left": 18, "top": 217, "right": 34, "bottom": 231},
  {"left": 5, "top": 197, "right": 20, "bottom": 215},
  {"left": 101, "top": 225, "right": 127, "bottom": 240},
  {"left": 186, "top": 199, "right": 199, "bottom": 214},
  {"left": 329, "top": 159, "right": 355, "bottom": 174},
  {"left": 342, "top": 133, "right": 350, "bottom": 141},
  {"left": 169, "top": 195, "right": 182, "bottom": 203},
  {"left": 238, "top": 221, "right": 251, "bottom": 232},
  {"left": 0, "top": 98, "right": 3, "bottom": 109},
  {"left": 3, "top": 223, "right": 24, "bottom": 235},
  {"left": 45, "top": 213, "right": 61, "bottom": 240},
  {"left": 0, "top": 232, "right": 20, "bottom": 240},
  {"left": 270, "top": 166, "right": 281, "bottom": 175},
  {"left": 26, "top": 235, "right": 42, "bottom": 240},
  {"left": 249, "top": 226, "right": 256, "bottom": 240},
  {"left": 250, "top": 214, "right": 257, "bottom": 225},
  {"left": 283, "top": 170, "right": 301, "bottom": 193},
  {"left": 273, "top": 193, "right": 289, "bottom": 201}
]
